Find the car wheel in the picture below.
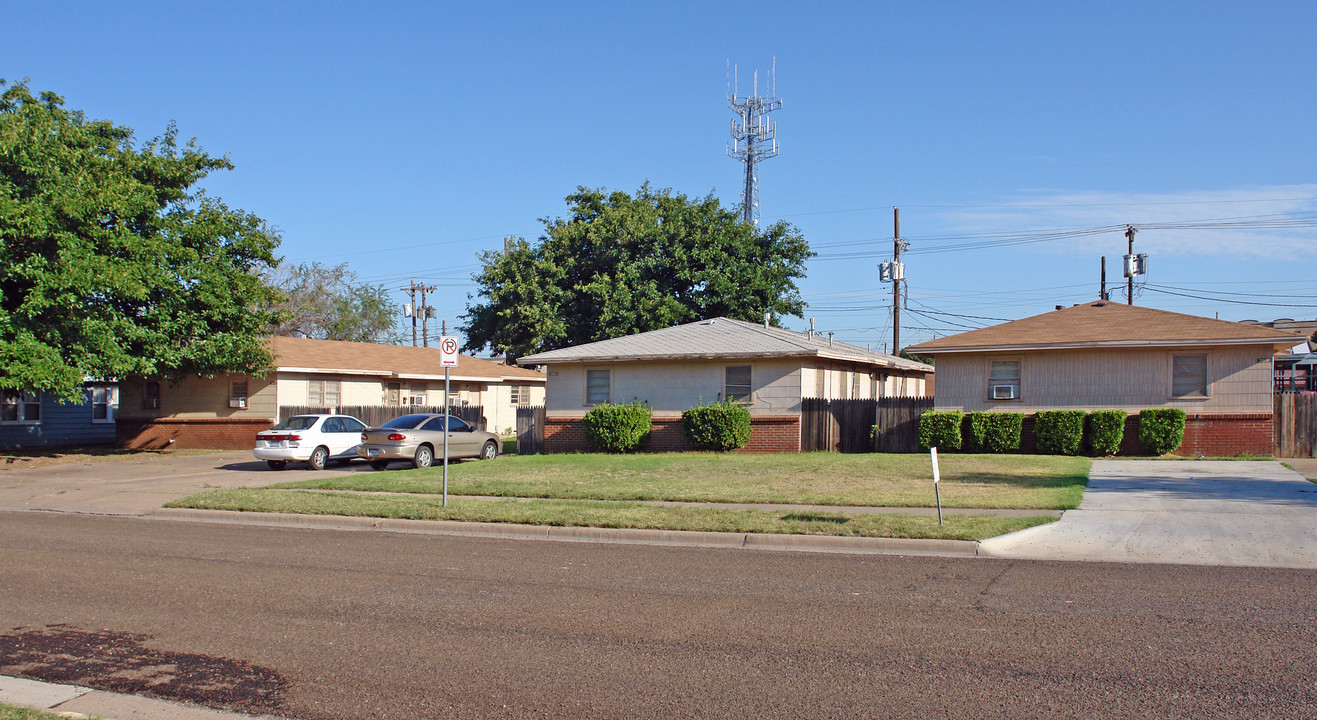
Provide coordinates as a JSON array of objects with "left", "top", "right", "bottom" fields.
[
  {"left": 480, "top": 440, "right": 498, "bottom": 460},
  {"left": 266, "top": 460, "right": 287, "bottom": 470},
  {"left": 369, "top": 460, "right": 390, "bottom": 470},
  {"left": 413, "top": 444, "right": 434, "bottom": 469},
  {"left": 307, "top": 446, "right": 330, "bottom": 471}
]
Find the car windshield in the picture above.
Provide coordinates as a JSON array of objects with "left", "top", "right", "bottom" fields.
[
  {"left": 381, "top": 414, "right": 430, "bottom": 429},
  {"left": 270, "top": 416, "right": 318, "bottom": 431}
]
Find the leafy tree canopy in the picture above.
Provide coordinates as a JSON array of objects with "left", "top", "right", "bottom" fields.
[
  {"left": 462, "top": 184, "right": 814, "bottom": 359},
  {"left": 262, "top": 261, "right": 399, "bottom": 344},
  {"left": 0, "top": 80, "right": 282, "bottom": 400}
]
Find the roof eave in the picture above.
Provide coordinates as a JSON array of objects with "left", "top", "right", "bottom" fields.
[{"left": 911, "top": 337, "right": 1300, "bottom": 354}]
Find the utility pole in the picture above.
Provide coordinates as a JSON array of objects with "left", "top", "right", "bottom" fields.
[
  {"left": 1125, "top": 226, "right": 1137, "bottom": 305},
  {"left": 418, "top": 283, "right": 437, "bottom": 347},
  {"left": 893, "top": 207, "right": 902, "bottom": 354},
  {"left": 402, "top": 279, "right": 420, "bottom": 347},
  {"left": 1100, "top": 256, "right": 1107, "bottom": 301}
]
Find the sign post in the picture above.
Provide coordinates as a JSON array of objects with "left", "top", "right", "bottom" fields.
[
  {"left": 930, "top": 447, "right": 943, "bottom": 527},
  {"left": 439, "top": 336, "right": 460, "bottom": 507}
]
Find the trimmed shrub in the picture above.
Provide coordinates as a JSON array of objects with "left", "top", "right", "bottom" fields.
[
  {"left": 682, "top": 400, "right": 752, "bottom": 451},
  {"left": 963, "top": 412, "right": 1024, "bottom": 453},
  {"left": 918, "top": 410, "right": 964, "bottom": 451},
  {"left": 1139, "top": 408, "right": 1187, "bottom": 455},
  {"left": 583, "top": 401, "right": 652, "bottom": 453},
  {"left": 1034, "top": 410, "right": 1086, "bottom": 455},
  {"left": 1086, "top": 410, "right": 1127, "bottom": 456}
]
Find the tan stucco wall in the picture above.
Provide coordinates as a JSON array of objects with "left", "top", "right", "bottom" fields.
[
  {"left": 544, "top": 358, "right": 803, "bottom": 418},
  {"left": 118, "top": 374, "right": 276, "bottom": 420},
  {"left": 931, "top": 345, "right": 1275, "bottom": 413}
]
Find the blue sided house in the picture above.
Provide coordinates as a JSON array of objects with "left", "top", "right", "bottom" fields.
[{"left": 0, "top": 383, "right": 119, "bottom": 449}]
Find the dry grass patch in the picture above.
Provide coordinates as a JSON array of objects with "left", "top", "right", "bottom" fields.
[{"left": 168, "top": 488, "right": 1054, "bottom": 541}]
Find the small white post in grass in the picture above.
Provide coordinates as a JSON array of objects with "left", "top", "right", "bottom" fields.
[
  {"left": 439, "top": 336, "right": 461, "bottom": 508},
  {"left": 930, "top": 446, "right": 943, "bottom": 527}
]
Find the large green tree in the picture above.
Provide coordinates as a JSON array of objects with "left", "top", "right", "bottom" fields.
[
  {"left": 262, "top": 261, "right": 399, "bottom": 344},
  {"left": 462, "top": 184, "right": 814, "bottom": 359},
  {"left": 0, "top": 81, "right": 282, "bottom": 400}
]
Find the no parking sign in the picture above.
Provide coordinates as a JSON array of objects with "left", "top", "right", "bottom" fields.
[{"left": 440, "top": 336, "right": 459, "bottom": 367}]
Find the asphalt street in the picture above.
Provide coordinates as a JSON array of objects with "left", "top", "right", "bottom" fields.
[{"left": 2, "top": 512, "right": 1314, "bottom": 720}]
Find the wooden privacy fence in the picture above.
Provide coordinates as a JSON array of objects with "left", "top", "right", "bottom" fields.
[
  {"left": 279, "top": 405, "right": 488, "bottom": 431},
  {"left": 516, "top": 405, "right": 546, "bottom": 455},
  {"left": 1275, "top": 392, "right": 1317, "bottom": 458},
  {"left": 801, "top": 397, "right": 933, "bottom": 453}
]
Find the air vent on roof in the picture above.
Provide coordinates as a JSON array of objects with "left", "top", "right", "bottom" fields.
[{"left": 698, "top": 319, "right": 716, "bottom": 325}]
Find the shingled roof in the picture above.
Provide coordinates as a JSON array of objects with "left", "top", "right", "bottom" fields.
[
  {"left": 517, "top": 317, "right": 932, "bottom": 372},
  {"left": 269, "top": 336, "right": 545, "bottom": 383},
  {"left": 906, "top": 302, "right": 1304, "bottom": 354}
]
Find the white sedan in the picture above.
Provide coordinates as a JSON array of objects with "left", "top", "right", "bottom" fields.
[{"left": 254, "top": 414, "right": 369, "bottom": 470}]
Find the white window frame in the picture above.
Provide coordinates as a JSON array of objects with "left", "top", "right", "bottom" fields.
[
  {"left": 90, "top": 384, "right": 117, "bottom": 423},
  {"left": 585, "top": 368, "right": 611, "bottom": 406},
  {"left": 1, "top": 390, "right": 41, "bottom": 424},
  {"left": 988, "top": 358, "right": 1022, "bottom": 401},
  {"left": 229, "top": 380, "right": 248, "bottom": 409},
  {"left": 510, "top": 384, "right": 530, "bottom": 406},
  {"left": 723, "top": 365, "right": 753, "bottom": 404},
  {"left": 308, "top": 379, "right": 341, "bottom": 407},
  {"left": 1171, "top": 353, "right": 1209, "bottom": 398}
]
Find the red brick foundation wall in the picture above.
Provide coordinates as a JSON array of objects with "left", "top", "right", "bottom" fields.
[
  {"left": 1116, "top": 413, "right": 1273, "bottom": 457},
  {"left": 117, "top": 417, "right": 276, "bottom": 450},
  {"left": 544, "top": 415, "right": 802, "bottom": 453},
  {"left": 1020, "top": 412, "right": 1273, "bottom": 457}
]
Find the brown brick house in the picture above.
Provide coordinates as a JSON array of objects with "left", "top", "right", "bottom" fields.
[
  {"left": 905, "top": 301, "right": 1304, "bottom": 456},
  {"left": 517, "top": 317, "right": 932, "bottom": 453}
]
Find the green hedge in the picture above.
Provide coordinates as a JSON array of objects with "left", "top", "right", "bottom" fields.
[
  {"left": 1086, "top": 410, "right": 1127, "bottom": 456},
  {"left": 963, "top": 412, "right": 1024, "bottom": 453},
  {"left": 1139, "top": 408, "right": 1187, "bottom": 455},
  {"left": 1034, "top": 410, "right": 1087, "bottom": 455},
  {"left": 583, "top": 401, "right": 653, "bottom": 453},
  {"left": 918, "top": 410, "right": 963, "bottom": 451},
  {"left": 682, "top": 400, "right": 752, "bottom": 451}
]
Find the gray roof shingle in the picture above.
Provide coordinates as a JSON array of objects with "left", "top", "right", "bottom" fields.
[{"left": 517, "top": 318, "right": 932, "bottom": 371}]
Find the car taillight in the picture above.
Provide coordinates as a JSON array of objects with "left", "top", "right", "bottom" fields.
[
  {"left": 362, "top": 432, "right": 369, "bottom": 442},
  {"left": 288, "top": 434, "right": 302, "bottom": 442},
  {"left": 387, "top": 433, "right": 407, "bottom": 441},
  {"left": 262, "top": 433, "right": 284, "bottom": 441}
]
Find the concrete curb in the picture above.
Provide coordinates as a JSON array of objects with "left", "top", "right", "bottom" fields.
[
  {"left": 147, "top": 508, "right": 982, "bottom": 557},
  {"left": 0, "top": 674, "right": 281, "bottom": 720}
]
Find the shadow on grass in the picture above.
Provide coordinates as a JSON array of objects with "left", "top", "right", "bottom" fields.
[{"left": 780, "top": 514, "right": 850, "bottom": 524}]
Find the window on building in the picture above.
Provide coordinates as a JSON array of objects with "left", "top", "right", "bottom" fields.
[
  {"left": 230, "top": 381, "right": 248, "bottom": 409},
  {"left": 814, "top": 368, "right": 826, "bottom": 399},
  {"left": 1172, "top": 354, "right": 1208, "bottom": 397},
  {"left": 143, "top": 381, "right": 160, "bottom": 409},
  {"left": 1, "top": 391, "right": 41, "bottom": 424},
  {"left": 308, "top": 379, "right": 341, "bottom": 407},
  {"left": 510, "top": 385, "right": 530, "bottom": 406},
  {"left": 851, "top": 370, "right": 862, "bottom": 399},
  {"left": 409, "top": 382, "right": 427, "bottom": 406},
  {"left": 989, "top": 360, "right": 1021, "bottom": 400},
  {"left": 724, "top": 365, "right": 753, "bottom": 403},
  {"left": 586, "top": 369, "right": 611, "bottom": 405},
  {"left": 91, "top": 385, "right": 117, "bottom": 423}
]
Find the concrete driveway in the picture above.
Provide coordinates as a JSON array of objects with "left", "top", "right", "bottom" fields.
[
  {"left": 0, "top": 450, "right": 380, "bottom": 515},
  {"left": 980, "top": 459, "right": 1317, "bottom": 568}
]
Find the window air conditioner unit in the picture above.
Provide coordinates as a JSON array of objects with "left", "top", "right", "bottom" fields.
[
  {"left": 991, "top": 385, "right": 1018, "bottom": 400},
  {"left": 143, "top": 398, "right": 159, "bottom": 409},
  {"left": 229, "top": 398, "right": 247, "bottom": 408},
  {"left": 411, "top": 396, "right": 426, "bottom": 406}
]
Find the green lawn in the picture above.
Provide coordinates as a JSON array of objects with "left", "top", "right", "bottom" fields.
[
  {"left": 168, "top": 489, "right": 1055, "bottom": 541},
  {"left": 1, "top": 703, "right": 100, "bottom": 720},
  {"left": 269, "top": 452, "right": 1090, "bottom": 510}
]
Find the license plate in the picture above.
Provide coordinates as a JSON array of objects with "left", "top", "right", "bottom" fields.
[{"left": 368, "top": 448, "right": 380, "bottom": 457}]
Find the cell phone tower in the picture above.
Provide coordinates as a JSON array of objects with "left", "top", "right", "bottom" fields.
[{"left": 727, "top": 59, "right": 782, "bottom": 226}]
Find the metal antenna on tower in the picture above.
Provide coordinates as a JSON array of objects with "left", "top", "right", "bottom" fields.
[{"left": 727, "top": 58, "right": 783, "bottom": 226}]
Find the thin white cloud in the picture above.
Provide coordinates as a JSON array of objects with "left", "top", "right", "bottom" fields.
[{"left": 932, "top": 185, "right": 1317, "bottom": 258}]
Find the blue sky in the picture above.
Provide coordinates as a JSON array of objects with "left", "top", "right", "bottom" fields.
[{"left": 7, "top": 1, "right": 1316, "bottom": 352}]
